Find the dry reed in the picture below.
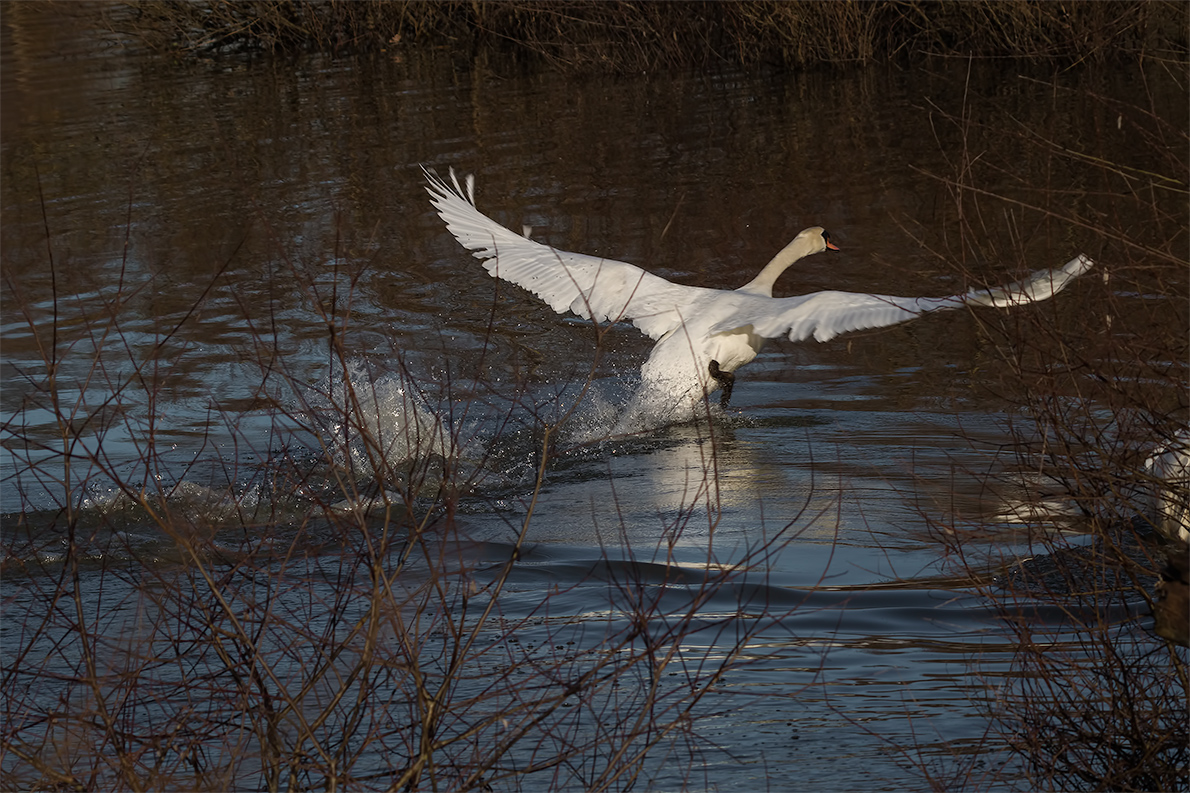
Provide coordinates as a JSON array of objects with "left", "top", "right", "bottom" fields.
[{"left": 99, "top": 1, "right": 1188, "bottom": 71}]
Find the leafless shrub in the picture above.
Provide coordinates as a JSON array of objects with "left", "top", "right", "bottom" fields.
[
  {"left": 0, "top": 174, "right": 827, "bottom": 790},
  {"left": 901, "top": 69, "right": 1189, "bottom": 791}
]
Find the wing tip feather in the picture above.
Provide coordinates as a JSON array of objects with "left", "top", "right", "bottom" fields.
[{"left": 422, "top": 163, "right": 478, "bottom": 209}]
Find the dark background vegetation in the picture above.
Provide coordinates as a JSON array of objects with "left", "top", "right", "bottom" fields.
[{"left": 107, "top": 0, "right": 1187, "bottom": 70}]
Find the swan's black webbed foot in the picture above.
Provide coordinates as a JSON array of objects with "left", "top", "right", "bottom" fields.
[{"left": 708, "top": 360, "right": 735, "bottom": 408}]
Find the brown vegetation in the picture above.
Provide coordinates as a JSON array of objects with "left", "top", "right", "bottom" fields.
[
  {"left": 101, "top": 0, "right": 1188, "bottom": 70},
  {"left": 0, "top": 177, "right": 827, "bottom": 789},
  {"left": 907, "top": 68, "right": 1189, "bottom": 791}
]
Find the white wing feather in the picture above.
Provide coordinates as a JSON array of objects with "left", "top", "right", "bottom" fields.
[
  {"left": 425, "top": 167, "right": 708, "bottom": 340},
  {"left": 428, "top": 167, "right": 1093, "bottom": 349},
  {"left": 711, "top": 254, "right": 1095, "bottom": 343}
]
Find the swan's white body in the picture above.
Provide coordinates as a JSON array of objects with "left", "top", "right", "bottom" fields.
[{"left": 426, "top": 168, "right": 1094, "bottom": 430}]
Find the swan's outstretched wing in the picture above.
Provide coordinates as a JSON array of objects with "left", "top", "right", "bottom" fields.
[
  {"left": 711, "top": 254, "right": 1094, "bottom": 343},
  {"left": 425, "top": 168, "right": 708, "bottom": 340}
]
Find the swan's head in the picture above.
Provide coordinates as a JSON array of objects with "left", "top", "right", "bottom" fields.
[
  {"left": 744, "top": 226, "right": 841, "bottom": 294},
  {"left": 795, "top": 226, "right": 840, "bottom": 254}
]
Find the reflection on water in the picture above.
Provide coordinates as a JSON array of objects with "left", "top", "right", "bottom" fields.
[{"left": 3, "top": 4, "right": 1187, "bottom": 790}]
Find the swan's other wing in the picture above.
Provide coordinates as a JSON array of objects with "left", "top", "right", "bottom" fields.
[
  {"left": 425, "top": 168, "right": 707, "bottom": 341},
  {"left": 711, "top": 254, "right": 1095, "bottom": 343}
]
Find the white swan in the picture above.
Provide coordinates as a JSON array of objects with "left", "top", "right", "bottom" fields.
[{"left": 425, "top": 168, "right": 1094, "bottom": 430}]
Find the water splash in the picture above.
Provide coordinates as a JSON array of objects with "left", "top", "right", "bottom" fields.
[{"left": 305, "top": 359, "right": 461, "bottom": 478}]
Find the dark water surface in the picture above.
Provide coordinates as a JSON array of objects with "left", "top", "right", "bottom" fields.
[{"left": 3, "top": 5, "right": 1186, "bottom": 791}]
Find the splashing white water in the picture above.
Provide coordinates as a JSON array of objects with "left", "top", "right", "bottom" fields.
[{"left": 309, "top": 360, "right": 458, "bottom": 477}]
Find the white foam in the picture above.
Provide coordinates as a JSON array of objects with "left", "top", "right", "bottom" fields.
[{"left": 307, "top": 360, "right": 460, "bottom": 477}]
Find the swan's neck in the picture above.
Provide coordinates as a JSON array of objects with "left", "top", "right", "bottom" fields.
[{"left": 738, "top": 238, "right": 813, "bottom": 297}]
